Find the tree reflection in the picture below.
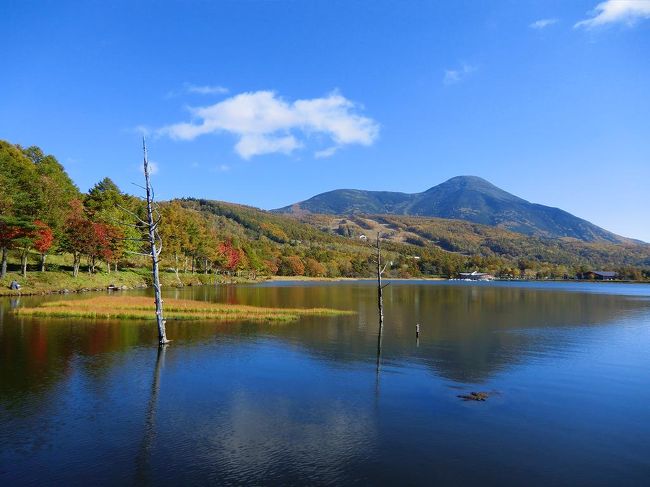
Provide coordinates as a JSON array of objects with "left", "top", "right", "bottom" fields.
[{"left": 134, "top": 345, "right": 166, "bottom": 484}]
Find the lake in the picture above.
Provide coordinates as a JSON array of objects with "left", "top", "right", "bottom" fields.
[{"left": 2, "top": 280, "right": 650, "bottom": 486}]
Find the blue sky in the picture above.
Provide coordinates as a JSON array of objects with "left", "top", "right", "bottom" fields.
[{"left": 2, "top": 0, "right": 649, "bottom": 240}]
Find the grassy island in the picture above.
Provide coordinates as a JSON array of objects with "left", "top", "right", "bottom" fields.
[{"left": 15, "top": 296, "right": 355, "bottom": 322}]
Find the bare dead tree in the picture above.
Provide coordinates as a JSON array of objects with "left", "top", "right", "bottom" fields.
[
  {"left": 375, "top": 233, "right": 389, "bottom": 367},
  {"left": 142, "top": 139, "right": 169, "bottom": 346},
  {"left": 117, "top": 139, "right": 169, "bottom": 346}
]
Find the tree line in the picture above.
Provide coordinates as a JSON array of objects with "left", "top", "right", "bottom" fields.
[
  {"left": 0, "top": 141, "right": 255, "bottom": 280},
  {"left": 1, "top": 139, "right": 648, "bottom": 282}
]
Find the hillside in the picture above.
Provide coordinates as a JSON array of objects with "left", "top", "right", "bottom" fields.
[
  {"left": 274, "top": 176, "right": 630, "bottom": 243},
  {"left": 1, "top": 138, "right": 648, "bottom": 287},
  {"left": 185, "top": 199, "right": 650, "bottom": 279}
]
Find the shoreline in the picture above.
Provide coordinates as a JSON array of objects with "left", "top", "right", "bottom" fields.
[
  {"left": 0, "top": 269, "right": 256, "bottom": 298},
  {"left": 2, "top": 271, "right": 646, "bottom": 298}
]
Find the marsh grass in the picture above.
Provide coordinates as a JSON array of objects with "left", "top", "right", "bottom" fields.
[{"left": 16, "top": 296, "right": 354, "bottom": 322}]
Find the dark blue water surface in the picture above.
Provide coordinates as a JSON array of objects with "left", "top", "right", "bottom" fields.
[{"left": 1, "top": 281, "right": 650, "bottom": 486}]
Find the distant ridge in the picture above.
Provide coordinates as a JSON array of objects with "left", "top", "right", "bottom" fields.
[{"left": 274, "top": 176, "right": 631, "bottom": 243}]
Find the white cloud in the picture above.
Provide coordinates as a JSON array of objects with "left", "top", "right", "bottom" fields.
[
  {"left": 314, "top": 146, "right": 339, "bottom": 159},
  {"left": 159, "top": 90, "right": 379, "bottom": 159},
  {"left": 530, "top": 18, "right": 559, "bottom": 29},
  {"left": 443, "top": 63, "right": 477, "bottom": 85},
  {"left": 575, "top": 0, "right": 650, "bottom": 29},
  {"left": 185, "top": 84, "right": 229, "bottom": 95},
  {"left": 235, "top": 134, "right": 301, "bottom": 158}
]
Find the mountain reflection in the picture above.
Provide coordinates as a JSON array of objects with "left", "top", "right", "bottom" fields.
[
  {"left": 220, "top": 283, "right": 650, "bottom": 382},
  {"left": 2, "top": 282, "right": 650, "bottom": 485},
  {"left": 1, "top": 283, "right": 649, "bottom": 406}
]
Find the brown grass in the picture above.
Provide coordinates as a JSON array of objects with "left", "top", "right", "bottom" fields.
[{"left": 16, "top": 296, "right": 354, "bottom": 322}]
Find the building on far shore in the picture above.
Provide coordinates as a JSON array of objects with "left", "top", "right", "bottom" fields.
[
  {"left": 458, "top": 271, "right": 494, "bottom": 281},
  {"left": 577, "top": 271, "right": 618, "bottom": 281}
]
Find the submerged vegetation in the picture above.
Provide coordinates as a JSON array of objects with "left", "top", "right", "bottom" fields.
[{"left": 16, "top": 296, "right": 354, "bottom": 322}]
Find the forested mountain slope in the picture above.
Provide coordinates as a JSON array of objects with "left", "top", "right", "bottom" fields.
[
  {"left": 185, "top": 199, "right": 650, "bottom": 279},
  {"left": 275, "top": 176, "right": 631, "bottom": 243},
  {"left": 1, "top": 138, "right": 648, "bottom": 282}
]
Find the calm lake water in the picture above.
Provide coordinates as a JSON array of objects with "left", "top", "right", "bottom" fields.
[{"left": 1, "top": 280, "right": 650, "bottom": 486}]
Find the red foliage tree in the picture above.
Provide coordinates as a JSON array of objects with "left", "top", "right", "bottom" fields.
[
  {"left": 61, "top": 200, "right": 124, "bottom": 276},
  {"left": 88, "top": 222, "right": 122, "bottom": 273},
  {"left": 218, "top": 240, "right": 242, "bottom": 272},
  {"left": 33, "top": 220, "right": 54, "bottom": 272},
  {"left": 62, "top": 200, "right": 93, "bottom": 277}
]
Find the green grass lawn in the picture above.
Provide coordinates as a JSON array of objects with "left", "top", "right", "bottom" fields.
[{"left": 0, "top": 251, "right": 256, "bottom": 296}]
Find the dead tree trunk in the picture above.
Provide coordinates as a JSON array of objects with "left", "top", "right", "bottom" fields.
[
  {"left": 375, "top": 233, "right": 389, "bottom": 366},
  {"left": 143, "top": 138, "right": 169, "bottom": 346},
  {"left": 377, "top": 234, "right": 384, "bottom": 337}
]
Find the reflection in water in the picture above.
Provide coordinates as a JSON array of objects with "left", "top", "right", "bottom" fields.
[
  {"left": 2, "top": 283, "right": 650, "bottom": 401},
  {"left": 375, "top": 323, "right": 383, "bottom": 372},
  {"left": 135, "top": 345, "right": 166, "bottom": 485},
  {"left": 1, "top": 282, "right": 650, "bottom": 485}
]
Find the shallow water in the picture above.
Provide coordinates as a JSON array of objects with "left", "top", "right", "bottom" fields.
[{"left": 1, "top": 281, "right": 650, "bottom": 486}]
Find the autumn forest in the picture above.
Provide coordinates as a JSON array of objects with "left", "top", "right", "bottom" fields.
[{"left": 1, "top": 139, "right": 649, "bottom": 290}]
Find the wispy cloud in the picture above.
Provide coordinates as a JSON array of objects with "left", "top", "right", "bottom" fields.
[
  {"left": 314, "top": 146, "right": 339, "bottom": 159},
  {"left": 158, "top": 90, "right": 379, "bottom": 159},
  {"left": 185, "top": 84, "right": 229, "bottom": 95},
  {"left": 443, "top": 63, "right": 477, "bottom": 85},
  {"left": 529, "top": 18, "right": 559, "bottom": 29},
  {"left": 575, "top": 0, "right": 650, "bottom": 29},
  {"left": 165, "top": 83, "right": 229, "bottom": 99}
]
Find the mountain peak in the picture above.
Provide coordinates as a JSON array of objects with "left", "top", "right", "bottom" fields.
[
  {"left": 274, "top": 176, "right": 627, "bottom": 243},
  {"left": 442, "top": 175, "right": 491, "bottom": 185},
  {"left": 423, "top": 175, "right": 525, "bottom": 203}
]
